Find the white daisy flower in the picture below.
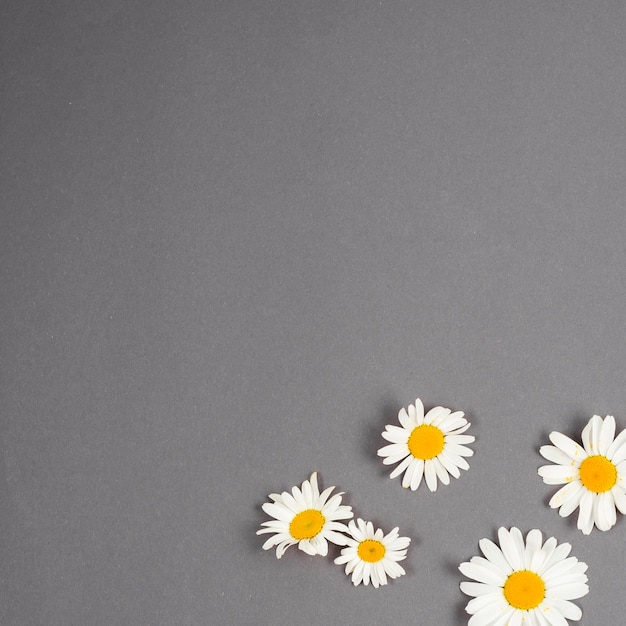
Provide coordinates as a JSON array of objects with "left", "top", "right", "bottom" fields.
[
  {"left": 257, "top": 472, "right": 353, "bottom": 558},
  {"left": 377, "top": 398, "right": 475, "bottom": 491},
  {"left": 538, "top": 414, "right": 626, "bottom": 534},
  {"left": 334, "top": 518, "right": 410, "bottom": 588},
  {"left": 460, "top": 527, "right": 589, "bottom": 626}
]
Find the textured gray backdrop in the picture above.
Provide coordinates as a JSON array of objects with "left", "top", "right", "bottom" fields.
[{"left": 2, "top": 1, "right": 626, "bottom": 624}]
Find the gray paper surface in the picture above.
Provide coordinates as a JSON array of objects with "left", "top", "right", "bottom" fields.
[{"left": 2, "top": 1, "right": 626, "bottom": 624}]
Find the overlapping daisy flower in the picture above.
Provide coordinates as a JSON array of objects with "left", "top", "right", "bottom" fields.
[
  {"left": 257, "top": 472, "right": 353, "bottom": 558},
  {"left": 378, "top": 398, "right": 474, "bottom": 491},
  {"left": 334, "top": 518, "right": 410, "bottom": 588},
  {"left": 538, "top": 414, "right": 626, "bottom": 534},
  {"left": 459, "top": 527, "right": 589, "bottom": 626}
]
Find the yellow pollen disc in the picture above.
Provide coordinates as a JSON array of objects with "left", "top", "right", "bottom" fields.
[
  {"left": 289, "top": 509, "right": 325, "bottom": 540},
  {"left": 503, "top": 570, "right": 545, "bottom": 611},
  {"left": 408, "top": 424, "right": 445, "bottom": 460},
  {"left": 579, "top": 455, "right": 617, "bottom": 493},
  {"left": 357, "top": 539, "right": 386, "bottom": 563}
]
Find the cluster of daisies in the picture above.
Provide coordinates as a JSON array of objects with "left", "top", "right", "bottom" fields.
[
  {"left": 258, "top": 398, "right": 626, "bottom": 623},
  {"left": 257, "top": 471, "right": 410, "bottom": 588}
]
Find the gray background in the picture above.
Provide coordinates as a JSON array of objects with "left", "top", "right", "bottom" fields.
[{"left": 2, "top": 1, "right": 626, "bottom": 624}]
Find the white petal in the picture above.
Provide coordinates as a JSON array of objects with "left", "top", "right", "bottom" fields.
[
  {"left": 302, "top": 477, "right": 313, "bottom": 507},
  {"left": 538, "top": 465, "right": 577, "bottom": 485},
  {"left": 599, "top": 415, "right": 616, "bottom": 456},
  {"left": 413, "top": 398, "right": 425, "bottom": 422},
  {"left": 362, "top": 562, "right": 371, "bottom": 586},
  {"left": 372, "top": 562, "right": 385, "bottom": 587},
  {"left": 548, "top": 481, "right": 582, "bottom": 512},
  {"left": 498, "top": 527, "right": 524, "bottom": 571},
  {"left": 557, "top": 483, "right": 585, "bottom": 518},
  {"left": 442, "top": 449, "right": 470, "bottom": 471},
  {"left": 523, "top": 529, "right": 543, "bottom": 569},
  {"left": 432, "top": 456, "right": 451, "bottom": 485},
  {"left": 445, "top": 442, "right": 475, "bottom": 457},
  {"left": 410, "top": 459, "right": 425, "bottom": 490},
  {"left": 298, "top": 539, "right": 317, "bottom": 555},
  {"left": 381, "top": 451, "right": 411, "bottom": 465},
  {"left": 402, "top": 459, "right": 420, "bottom": 488},
  {"left": 291, "top": 485, "right": 306, "bottom": 509},
  {"left": 424, "top": 406, "right": 449, "bottom": 426},
  {"left": 438, "top": 450, "right": 462, "bottom": 478},
  {"left": 325, "top": 529, "right": 350, "bottom": 546},
  {"left": 542, "top": 598, "right": 582, "bottom": 620},
  {"left": 459, "top": 561, "right": 507, "bottom": 586},
  {"left": 262, "top": 502, "right": 294, "bottom": 522},
  {"left": 589, "top": 414, "right": 603, "bottom": 454},
  {"left": 384, "top": 560, "right": 406, "bottom": 578},
  {"left": 581, "top": 419, "right": 593, "bottom": 455},
  {"left": 468, "top": 602, "right": 512, "bottom": 626},
  {"left": 610, "top": 441, "right": 626, "bottom": 466},
  {"left": 607, "top": 428, "right": 626, "bottom": 459},
  {"left": 460, "top": 581, "right": 501, "bottom": 597},
  {"left": 378, "top": 442, "right": 409, "bottom": 457},
  {"left": 389, "top": 455, "right": 414, "bottom": 479},
  {"left": 611, "top": 485, "right": 626, "bottom": 514},
  {"left": 280, "top": 491, "right": 301, "bottom": 513},
  {"left": 593, "top": 490, "right": 616, "bottom": 531},
  {"left": 534, "top": 537, "right": 558, "bottom": 575},
  {"left": 542, "top": 556, "right": 580, "bottom": 583},
  {"left": 318, "top": 485, "right": 335, "bottom": 508},
  {"left": 539, "top": 445, "right": 577, "bottom": 466},
  {"left": 424, "top": 459, "right": 438, "bottom": 491},
  {"left": 382, "top": 425, "right": 411, "bottom": 444},
  {"left": 278, "top": 540, "right": 297, "bottom": 559},
  {"left": 549, "top": 432, "right": 585, "bottom": 461},
  {"left": 491, "top": 610, "right": 517, "bottom": 626},
  {"left": 449, "top": 421, "right": 471, "bottom": 435},
  {"left": 507, "top": 612, "right": 523, "bottom": 626},
  {"left": 466, "top": 592, "right": 508, "bottom": 616},
  {"left": 479, "top": 538, "right": 513, "bottom": 576},
  {"left": 577, "top": 491, "right": 595, "bottom": 534},
  {"left": 541, "top": 542, "right": 572, "bottom": 573},
  {"left": 446, "top": 434, "right": 475, "bottom": 445},
  {"left": 352, "top": 560, "right": 365, "bottom": 585},
  {"left": 545, "top": 571, "right": 588, "bottom": 588},
  {"left": 398, "top": 407, "right": 414, "bottom": 430},
  {"left": 546, "top": 583, "right": 589, "bottom": 601},
  {"left": 542, "top": 606, "right": 569, "bottom": 626}
]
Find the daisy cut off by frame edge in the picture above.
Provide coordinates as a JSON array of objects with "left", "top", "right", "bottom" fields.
[
  {"left": 257, "top": 472, "right": 353, "bottom": 559},
  {"left": 459, "top": 526, "right": 589, "bottom": 626},
  {"left": 538, "top": 414, "right": 626, "bottom": 534},
  {"left": 334, "top": 518, "right": 410, "bottom": 588},
  {"left": 377, "top": 398, "right": 475, "bottom": 491}
]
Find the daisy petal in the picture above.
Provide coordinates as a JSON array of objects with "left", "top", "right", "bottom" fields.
[{"left": 549, "top": 432, "right": 584, "bottom": 460}]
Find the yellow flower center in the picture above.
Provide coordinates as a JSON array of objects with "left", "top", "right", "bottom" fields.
[
  {"left": 408, "top": 424, "right": 445, "bottom": 460},
  {"left": 357, "top": 539, "right": 386, "bottom": 563},
  {"left": 579, "top": 455, "right": 617, "bottom": 493},
  {"left": 503, "top": 570, "right": 545, "bottom": 610},
  {"left": 289, "top": 509, "right": 325, "bottom": 540}
]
